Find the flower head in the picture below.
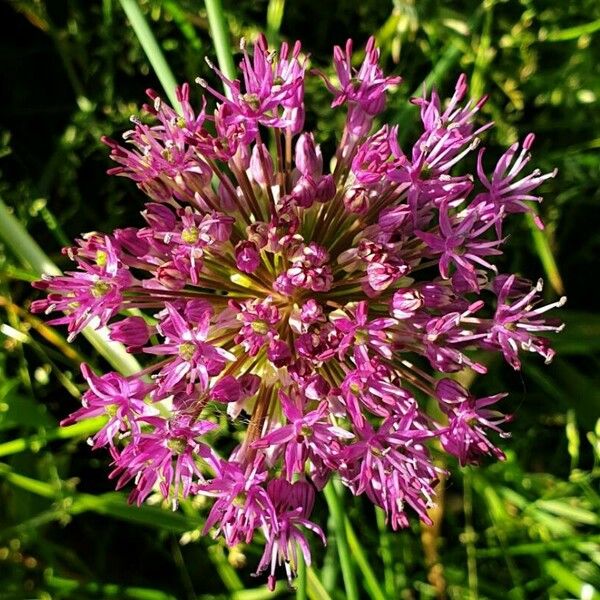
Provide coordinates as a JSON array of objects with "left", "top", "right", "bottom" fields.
[{"left": 33, "top": 34, "right": 562, "bottom": 589}]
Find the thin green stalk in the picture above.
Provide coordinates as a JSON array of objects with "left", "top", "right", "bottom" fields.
[
  {"left": 306, "top": 568, "right": 332, "bottom": 600},
  {"left": 526, "top": 210, "right": 565, "bottom": 295},
  {"left": 323, "top": 481, "right": 359, "bottom": 600},
  {"left": 296, "top": 551, "right": 307, "bottom": 600},
  {"left": 543, "top": 18, "right": 600, "bottom": 42},
  {"left": 118, "top": 0, "right": 179, "bottom": 107},
  {"left": 463, "top": 469, "right": 478, "bottom": 600},
  {"left": 0, "top": 198, "right": 141, "bottom": 376},
  {"left": 0, "top": 199, "right": 60, "bottom": 278},
  {"left": 163, "top": 0, "right": 202, "bottom": 51},
  {"left": 0, "top": 416, "right": 108, "bottom": 458},
  {"left": 45, "top": 574, "right": 177, "bottom": 600},
  {"left": 376, "top": 507, "right": 396, "bottom": 598},
  {"left": 475, "top": 534, "right": 600, "bottom": 558},
  {"left": 207, "top": 545, "right": 244, "bottom": 592},
  {"left": 319, "top": 511, "right": 339, "bottom": 592},
  {"left": 344, "top": 516, "right": 387, "bottom": 600},
  {"left": 204, "top": 0, "right": 236, "bottom": 82},
  {"left": 544, "top": 560, "right": 600, "bottom": 599},
  {"left": 266, "top": 0, "right": 286, "bottom": 43}
]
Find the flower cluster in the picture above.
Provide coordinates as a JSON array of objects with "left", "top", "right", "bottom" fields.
[{"left": 32, "top": 34, "right": 564, "bottom": 589}]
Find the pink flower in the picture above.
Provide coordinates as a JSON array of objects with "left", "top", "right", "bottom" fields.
[
  {"left": 61, "top": 364, "right": 155, "bottom": 457},
  {"left": 33, "top": 33, "right": 563, "bottom": 590},
  {"left": 323, "top": 36, "right": 401, "bottom": 118},
  {"left": 200, "top": 459, "right": 275, "bottom": 546},
  {"left": 253, "top": 390, "right": 353, "bottom": 479},
  {"left": 145, "top": 303, "right": 234, "bottom": 393},
  {"left": 416, "top": 203, "right": 503, "bottom": 291},
  {"left": 110, "top": 415, "right": 218, "bottom": 507},
  {"left": 436, "top": 378, "right": 509, "bottom": 465},
  {"left": 257, "top": 479, "right": 326, "bottom": 590},
  {"left": 487, "top": 275, "right": 566, "bottom": 369},
  {"left": 31, "top": 236, "right": 133, "bottom": 340},
  {"left": 475, "top": 134, "right": 557, "bottom": 235}
]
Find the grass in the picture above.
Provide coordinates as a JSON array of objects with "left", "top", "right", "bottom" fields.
[{"left": 0, "top": 0, "right": 599, "bottom": 598}]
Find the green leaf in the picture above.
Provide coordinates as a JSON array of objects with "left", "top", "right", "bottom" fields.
[
  {"left": 45, "top": 574, "right": 178, "bottom": 600},
  {"left": 117, "top": 0, "right": 179, "bottom": 107},
  {"left": 535, "top": 499, "right": 599, "bottom": 526},
  {"left": 544, "top": 559, "right": 600, "bottom": 599}
]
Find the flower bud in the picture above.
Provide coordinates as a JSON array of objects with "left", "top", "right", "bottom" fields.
[
  {"left": 295, "top": 133, "right": 323, "bottom": 177},
  {"left": 235, "top": 241, "right": 260, "bottom": 274},
  {"left": 343, "top": 186, "right": 369, "bottom": 214},
  {"left": 218, "top": 180, "right": 238, "bottom": 211},
  {"left": 114, "top": 227, "right": 150, "bottom": 257},
  {"left": 249, "top": 143, "right": 273, "bottom": 185},
  {"left": 291, "top": 177, "right": 317, "bottom": 208},
  {"left": 316, "top": 174, "right": 336, "bottom": 203},
  {"left": 391, "top": 288, "right": 424, "bottom": 319},
  {"left": 109, "top": 317, "right": 151, "bottom": 349},
  {"left": 211, "top": 375, "right": 242, "bottom": 403},
  {"left": 267, "top": 339, "right": 292, "bottom": 367}
]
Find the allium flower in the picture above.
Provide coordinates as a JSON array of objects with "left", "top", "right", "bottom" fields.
[{"left": 33, "top": 35, "right": 564, "bottom": 588}]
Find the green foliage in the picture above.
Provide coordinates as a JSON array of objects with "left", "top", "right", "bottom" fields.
[{"left": 0, "top": 0, "right": 599, "bottom": 598}]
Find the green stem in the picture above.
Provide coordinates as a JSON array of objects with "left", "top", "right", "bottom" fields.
[
  {"left": 0, "top": 199, "right": 60, "bottom": 277},
  {"left": 376, "top": 507, "right": 396, "bottom": 598},
  {"left": 296, "top": 551, "right": 307, "bottom": 600},
  {"left": 323, "top": 481, "right": 359, "bottom": 600},
  {"left": 204, "top": 0, "right": 236, "bottom": 83},
  {"left": 345, "top": 516, "right": 387, "bottom": 600},
  {"left": 0, "top": 198, "right": 141, "bottom": 376},
  {"left": 117, "top": 0, "right": 179, "bottom": 107},
  {"left": 266, "top": 0, "right": 286, "bottom": 43},
  {"left": 544, "top": 560, "right": 600, "bottom": 600},
  {"left": 0, "top": 416, "right": 108, "bottom": 458},
  {"left": 306, "top": 568, "right": 333, "bottom": 600},
  {"left": 463, "top": 469, "right": 478, "bottom": 600},
  {"left": 526, "top": 210, "right": 565, "bottom": 295}
]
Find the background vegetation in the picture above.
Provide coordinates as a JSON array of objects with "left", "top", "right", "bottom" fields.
[{"left": 1, "top": 1, "right": 599, "bottom": 598}]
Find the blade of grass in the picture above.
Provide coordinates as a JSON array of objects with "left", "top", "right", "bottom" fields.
[
  {"left": 204, "top": 0, "right": 236, "bottom": 82},
  {"left": 394, "top": 6, "right": 484, "bottom": 143},
  {"left": 463, "top": 468, "right": 479, "bottom": 600},
  {"left": 476, "top": 535, "right": 600, "bottom": 557},
  {"left": 0, "top": 462, "right": 203, "bottom": 532},
  {"left": 323, "top": 481, "right": 359, "bottom": 600},
  {"left": 469, "top": 1, "right": 493, "bottom": 102},
  {"left": 206, "top": 544, "right": 245, "bottom": 592},
  {"left": 0, "top": 198, "right": 141, "bottom": 376},
  {"left": 544, "top": 559, "right": 600, "bottom": 599},
  {"left": 163, "top": 0, "right": 203, "bottom": 51},
  {"left": 0, "top": 198, "right": 60, "bottom": 278},
  {"left": 0, "top": 296, "right": 83, "bottom": 364},
  {"left": 266, "top": 0, "right": 285, "bottom": 43},
  {"left": 307, "top": 567, "right": 333, "bottom": 600},
  {"left": 319, "top": 512, "right": 339, "bottom": 592},
  {"left": 376, "top": 507, "right": 396, "bottom": 597},
  {"left": 296, "top": 551, "right": 307, "bottom": 600},
  {"left": 45, "top": 574, "right": 177, "bottom": 600},
  {"left": 118, "top": 0, "right": 179, "bottom": 107},
  {"left": 526, "top": 209, "right": 565, "bottom": 295},
  {"left": 0, "top": 416, "right": 107, "bottom": 458},
  {"left": 344, "top": 516, "right": 387, "bottom": 600},
  {"left": 231, "top": 582, "right": 289, "bottom": 599},
  {"left": 543, "top": 18, "right": 600, "bottom": 42}
]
